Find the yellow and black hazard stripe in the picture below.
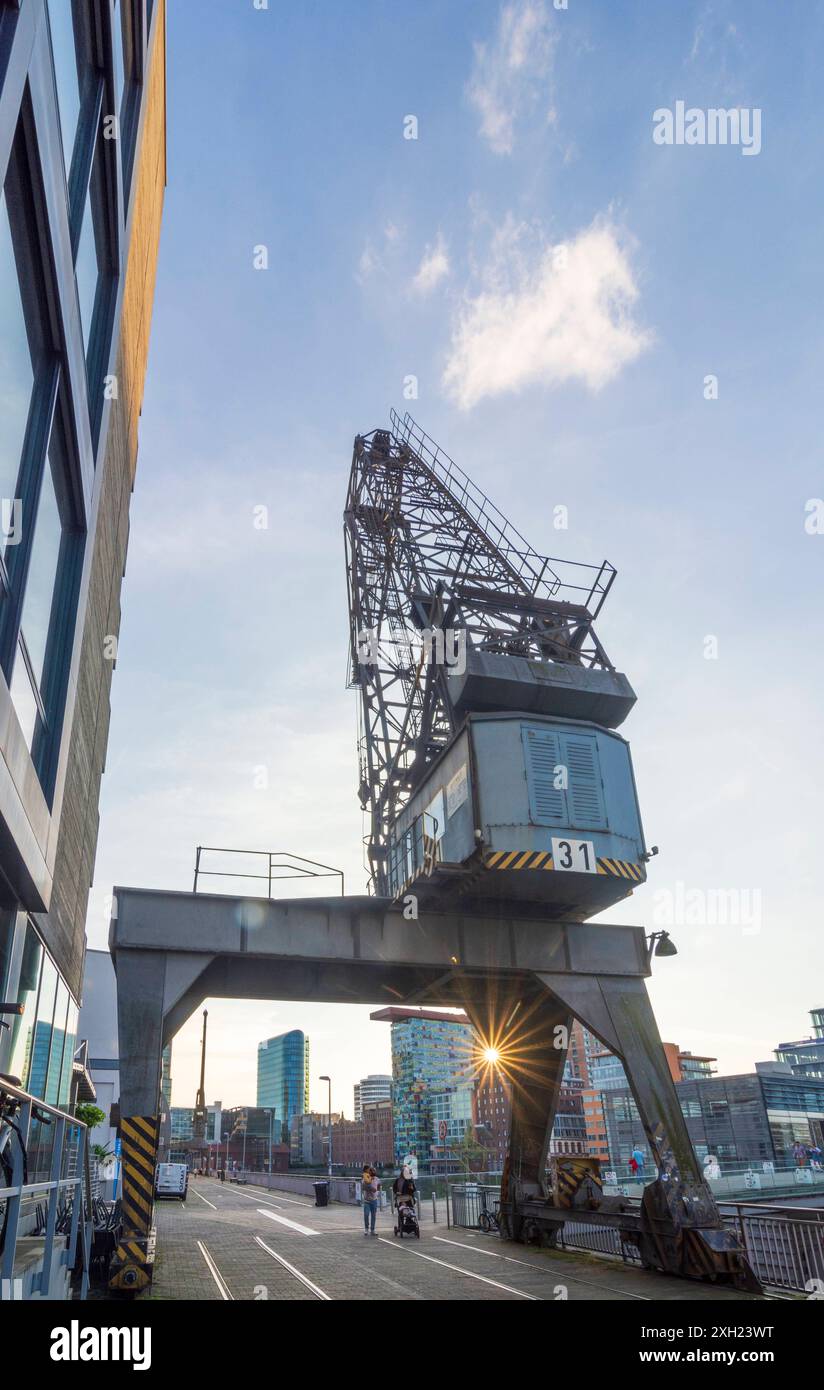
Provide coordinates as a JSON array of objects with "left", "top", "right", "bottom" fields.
[
  {"left": 484, "top": 849, "right": 644, "bottom": 882},
  {"left": 552, "top": 1156, "right": 604, "bottom": 1209},
  {"left": 485, "top": 849, "right": 555, "bottom": 871},
  {"left": 109, "top": 1113, "right": 160, "bottom": 1292},
  {"left": 597, "top": 857, "right": 645, "bottom": 883}
]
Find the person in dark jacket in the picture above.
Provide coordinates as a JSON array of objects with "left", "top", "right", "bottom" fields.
[{"left": 392, "top": 1163, "right": 416, "bottom": 1209}]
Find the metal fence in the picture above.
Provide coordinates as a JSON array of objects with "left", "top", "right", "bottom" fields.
[
  {"left": 447, "top": 1183, "right": 824, "bottom": 1295},
  {"left": 1, "top": 1078, "right": 93, "bottom": 1300}
]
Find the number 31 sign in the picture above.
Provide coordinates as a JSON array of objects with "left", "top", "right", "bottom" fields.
[{"left": 551, "top": 838, "right": 597, "bottom": 874}]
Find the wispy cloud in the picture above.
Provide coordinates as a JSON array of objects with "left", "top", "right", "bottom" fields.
[
  {"left": 411, "top": 233, "right": 450, "bottom": 296},
  {"left": 467, "top": 0, "right": 557, "bottom": 155},
  {"left": 442, "top": 214, "right": 651, "bottom": 409},
  {"left": 356, "top": 222, "right": 404, "bottom": 284}
]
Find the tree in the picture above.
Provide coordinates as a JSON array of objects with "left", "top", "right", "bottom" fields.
[
  {"left": 75, "top": 1103, "right": 106, "bottom": 1130},
  {"left": 452, "top": 1124, "right": 488, "bottom": 1175}
]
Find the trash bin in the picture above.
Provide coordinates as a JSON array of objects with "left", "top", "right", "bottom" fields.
[{"left": 313, "top": 1180, "right": 329, "bottom": 1208}]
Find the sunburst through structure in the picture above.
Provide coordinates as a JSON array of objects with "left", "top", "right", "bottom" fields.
[{"left": 458, "top": 991, "right": 573, "bottom": 1116}]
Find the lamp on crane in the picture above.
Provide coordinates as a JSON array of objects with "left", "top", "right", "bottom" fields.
[{"left": 646, "top": 930, "right": 678, "bottom": 965}]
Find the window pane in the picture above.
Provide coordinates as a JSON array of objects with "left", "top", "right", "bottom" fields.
[
  {"left": 59, "top": 1001, "right": 79, "bottom": 1108},
  {"left": 46, "top": 979, "right": 69, "bottom": 1105},
  {"left": 8, "top": 925, "right": 43, "bottom": 1087},
  {"left": 18, "top": 448, "right": 62, "bottom": 686},
  {"left": 28, "top": 950, "right": 57, "bottom": 1099},
  {"left": 46, "top": 0, "right": 83, "bottom": 182},
  {"left": 0, "top": 192, "right": 34, "bottom": 512},
  {"left": 8, "top": 646, "right": 39, "bottom": 747},
  {"left": 0, "top": 910, "right": 14, "bottom": 994},
  {"left": 112, "top": 0, "right": 126, "bottom": 117},
  {"left": 75, "top": 179, "right": 102, "bottom": 359}
]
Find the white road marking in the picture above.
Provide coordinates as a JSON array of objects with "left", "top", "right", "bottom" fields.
[
  {"left": 238, "top": 1183, "right": 314, "bottom": 1207},
  {"left": 378, "top": 1238, "right": 539, "bottom": 1299},
  {"left": 432, "top": 1236, "right": 651, "bottom": 1301},
  {"left": 254, "top": 1236, "right": 331, "bottom": 1299},
  {"left": 197, "top": 1240, "right": 234, "bottom": 1300},
  {"left": 257, "top": 1207, "right": 319, "bottom": 1236},
  {"left": 190, "top": 1187, "right": 217, "bottom": 1210},
  {"left": 214, "top": 1183, "right": 314, "bottom": 1211}
]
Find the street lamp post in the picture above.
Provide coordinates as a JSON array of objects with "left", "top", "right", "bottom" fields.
[
  {"left": 267, "top": 1108, "right": 273, "bottom": 1175},
  {"left": 319, "top": 1075, "right": 332, "bottom": 1177}
]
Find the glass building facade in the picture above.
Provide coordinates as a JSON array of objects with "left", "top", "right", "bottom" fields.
[
  {"left": 373, "top": 1007, "right": 476, "bottom": 1172},
  {"left": 775, "top": 1007, "right": 824, "bottom": 1081},
  {"left": 0, "top": 2, "right": 166, "bottom": 1106},
  {"left": 256, "top": 1030, "right": 310, "bottom": 1142},
  {"left": 602, "top": 1072, "right": 824, "bottom": 1170}
]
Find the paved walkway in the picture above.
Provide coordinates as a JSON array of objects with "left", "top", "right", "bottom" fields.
[{"left": 139, "top": 1178, "right": 765, "bottom": 1302}]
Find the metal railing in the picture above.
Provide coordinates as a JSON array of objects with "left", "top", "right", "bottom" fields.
[
  {"left": 0, "top": 1078, "right": 93, "bottom": 1300},
  {"left": 386, "top": 811, "right": 442, "bottom": 898},
  {"left": 447, "top": 1181, "right": 824, "bottom": 1295},
  {"left": 193, "top": 847, "right": 345, "bottom": 897},
  {"left": 449, "top": 1183, "right": 501, "bottom": 1229}
]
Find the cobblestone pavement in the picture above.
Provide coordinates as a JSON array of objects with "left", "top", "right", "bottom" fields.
[{"left": 138, "top": 1178, "right": 764, "bottom": 1302}]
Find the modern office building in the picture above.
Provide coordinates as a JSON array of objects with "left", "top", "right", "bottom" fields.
[
  {"left": 256, "top": 1029, "right": 309, "bottom": 1141},
  {"left": 76, "top": 946, "right": 118, "bottom": 1153},
  {"left": 353, "top": 1072, "right": 392, "bottom": 1121},
  {"left": 289, "top": 1109, "right": 342, "bottom": 1168},
  {"left": 0, "top": 2, "right": 166, "bottom": 1108},
  {"left": 371, "top": 1006, "right": 476, "bottom": 1173},
  {"left": 585, "top": 1040, "right": 717, "bottom": 1163},
  {"left": 602, "top": 1072, "right": 824, "bottom": 1170},
  {"left": 169, "top": 1106, "right": 193, "bottom": 1144},
  {"left": 773, "top": 1007, "right": 824, "bottom": 1081}
]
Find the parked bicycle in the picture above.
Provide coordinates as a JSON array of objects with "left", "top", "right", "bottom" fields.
[{"left": 478, "top": 1200, "right": 500, "bottom": 1234}]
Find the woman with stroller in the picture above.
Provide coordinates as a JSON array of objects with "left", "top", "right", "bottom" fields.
[{"left": 392, "top": 1163, "right": 419, "bottom": 1237}]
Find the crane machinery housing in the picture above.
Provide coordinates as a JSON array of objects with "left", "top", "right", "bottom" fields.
[{"left": 345, "top": 411, "right": 648, "bottom": 916}]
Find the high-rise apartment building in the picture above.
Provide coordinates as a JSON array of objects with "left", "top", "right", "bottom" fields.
[
  {"left": 371, "top": 1006, "right": 475, "bottom": 1172},
  {"left": 256, "top": 1029, "right": 309, "bottom": 1141},
  {"left": 354, "top": 1072, "right": 392, "bottom": 1121},
  {"left": 0, "top": 0, "right": 166, "bottom": 1103}
]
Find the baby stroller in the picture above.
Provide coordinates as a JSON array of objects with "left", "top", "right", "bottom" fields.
[{"left": 393, "top": 1198, "right": 420, "bottom": 1239}]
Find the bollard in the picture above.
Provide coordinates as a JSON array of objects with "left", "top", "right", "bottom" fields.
[{"left": 432, "top": 1191, "right": 437, "bottom": 1224}]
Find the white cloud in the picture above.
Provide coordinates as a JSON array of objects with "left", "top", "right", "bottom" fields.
[
  {"left": 467, "top": 0, "right": 556, "bottom": 155},
  {"left": 356, "top": 223, "right": 404, "bottom": 284},
  {"left": 411, "top": 234, "right": 450, "bottom": 296},
  {"left": 442, "top": 215, "right": 652, "bottom": 410}
]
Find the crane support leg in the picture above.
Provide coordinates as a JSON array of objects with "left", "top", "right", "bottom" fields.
[
  {"left": 467, "top": 969, "right": 760, "bottom": 1291},
  {"left": 463, "top": 988, "right": 573, "bottom": 1241},
  {"left": 109, "top": 950, "right": 165, "bottom": 1293}
]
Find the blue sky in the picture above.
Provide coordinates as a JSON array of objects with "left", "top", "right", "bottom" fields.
[{"left": 89, "top": 0, "right": 824, "bottom": 1116}]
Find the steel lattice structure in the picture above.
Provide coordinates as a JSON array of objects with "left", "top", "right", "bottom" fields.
[{"left": 344, "top": 412, "right": 619, "bottom": 892}]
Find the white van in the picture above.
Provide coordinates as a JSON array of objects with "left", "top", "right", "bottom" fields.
[{"left": 155, "top": 1162, "right": 188, "bottom": 1200}]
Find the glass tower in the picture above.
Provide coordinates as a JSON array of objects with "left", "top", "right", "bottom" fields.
[{"left": 256, "top": 1031, "right": 310, "bottom": 1141}]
